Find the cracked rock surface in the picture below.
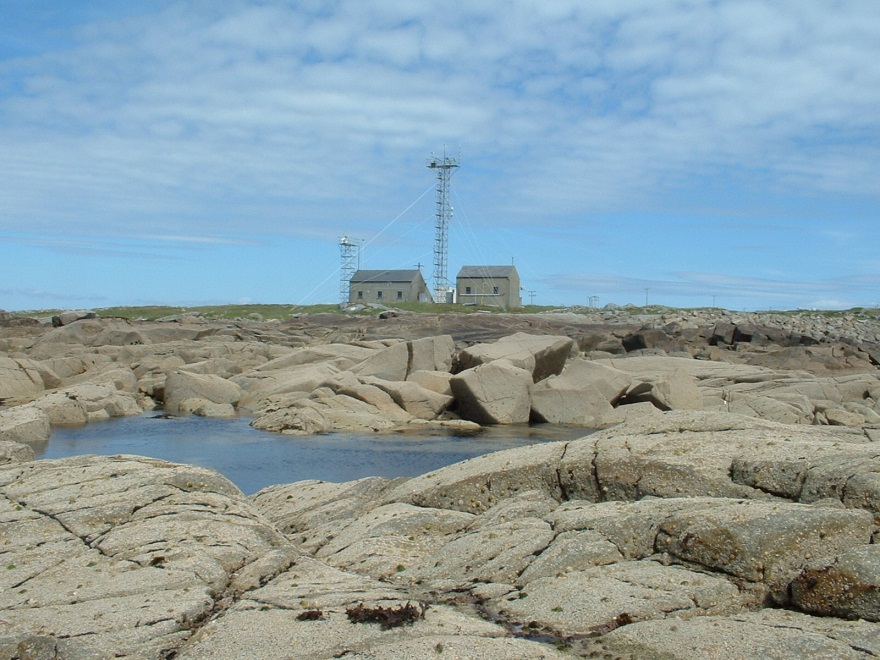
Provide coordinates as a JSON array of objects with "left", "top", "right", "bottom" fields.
[
  {"left": 2, "top": 414, "right": 880, "bottom": 657},
  {"left": 1, "top": 308, "right": 880, "bottom": 657}
]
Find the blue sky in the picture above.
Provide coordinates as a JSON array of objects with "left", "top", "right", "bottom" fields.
[{"left": 1, "top": 0, "right": 878, "bottom": 312}]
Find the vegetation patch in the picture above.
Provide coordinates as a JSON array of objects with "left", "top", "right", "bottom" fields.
[{"left": 345, "top": 601, "right": 427, "bottom": 629}]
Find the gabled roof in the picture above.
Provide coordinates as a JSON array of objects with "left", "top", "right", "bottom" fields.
[
  {"left": 456, "top": 265, "right": 518, "bottom": 279},
  {"left": 350, "top": 269, "right": 422, "bottom": 284}
]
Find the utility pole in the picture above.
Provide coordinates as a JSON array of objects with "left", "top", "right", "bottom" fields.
[
  {"left": 427, "top": 149, "right": 460, "bottom": 303},
  {"left": 644, "top": 288, "right": 649, "bottom": 307},
  {"left": 528, "top": 290, "right": 536, "bottom": 305}
]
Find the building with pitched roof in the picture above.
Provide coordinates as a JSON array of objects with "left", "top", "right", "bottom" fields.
[
  {"left": 455, "top": 265, "right": 522, "bottom": 308},
  {"left": 348, "top": 269, "right": 433, "bottom": 304}
]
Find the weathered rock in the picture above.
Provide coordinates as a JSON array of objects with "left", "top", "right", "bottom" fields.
[
  {"left": 496, "top": 560, "right": 752, "bottom": 638},
  {"left": 2, "top": 309, "right": 880, "bottom": 658},
  {"left": 288, "top": 394, "right": 414, "bottom": 432},
  {"left": 233, "top": 363, "right": 342, "bottom": 409},
  {"left": 250, "top": 405, "right": 331, "bottom": 435},
  {"left": 408, "top": 334, "right": 455, "bottom": 373},
  {"left": 408, "top": 517, "right": 555, "bottom": 590},
  {"left": 336, "top": 381, "right": 403, "bottom": 413},
  {"left": 553, "top": 358, "right": 633, "bottom": 403},
  {"left": 29, "top": 391, "right": 89, "bottom": 425},
  {"left": 0, "top": 405, "right": 50, "bottom": 447},
  {"left": 350, "top": 340, "right": 410, "bottom": 381},
  {"left": 51, "top": 310, "right": 96, "bottom": 327},
  {"left": 164, "top": 370, "right": 242, "bottom": 414},
  {"left": 405, "top": 369, "right": 453, "bottom": 396},
  {"left": 450, "top": 361, "right": 533, "bottom": 425},
  {"left": 37, "top": 382, "right": 144, "bottom": 423},
  {"left": 792, "top": 544, "right": 880, "bottom": 621},
  {"left": 180, "top": 399, "right": 237, "bottom": 417},
  {"left": 362, "top": 377, "right": 452, "bottom": 420},
  {"left": 0, "top": 440, "right": 34, "bottom": 464},
  {"left": 0, "top": 356, "right": 44, "bottom": 401},
  {"left": 530, "top": 380, "right": 613, "bottom": 425},
  {"left": 456, "top": 332, "right": 574, "bottom": 382},
  {"left": 0, "top": 455, "right": 291, "bottom": 659},
  {"left": 315, "top": 501, "right": 474, "bottom": 580},
  {"left": 385, "top": 440, "right": 567, "bottom": 514},
  {"left": 654, "top": 500, "right": 873, "bottom": 597},
  {"left": 599, "top": 609, "right": 880, "bottom": 659},
  {"left": 623, "top": 368, "right": 704, "bottom": 410}
]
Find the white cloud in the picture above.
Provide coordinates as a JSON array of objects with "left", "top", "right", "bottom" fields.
[{"left": 0, "top": 1, "right": 878, "bottom": 310}]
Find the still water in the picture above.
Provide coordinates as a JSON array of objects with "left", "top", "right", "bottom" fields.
[{"left": 37, "top": 414, "right": 591, "bottom": 495}]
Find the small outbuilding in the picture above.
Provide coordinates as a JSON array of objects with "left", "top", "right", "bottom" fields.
[
  {"left": 456, "top": 265, "right": 522, "bottom": 308},
  {"left": 349, "top": 269, "right": 433, "bottom": 304}
]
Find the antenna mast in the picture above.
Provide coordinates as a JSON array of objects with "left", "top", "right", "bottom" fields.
[
  {"left": 339, "top": 235, "right": 361, "bottom": 304},
  {"left": 427, "top": 149, "right": 460, "bottom": 302}
]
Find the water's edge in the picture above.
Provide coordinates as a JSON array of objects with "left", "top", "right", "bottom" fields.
[{"left": 39, "top": 413, "right": 592, "bottom": 495}]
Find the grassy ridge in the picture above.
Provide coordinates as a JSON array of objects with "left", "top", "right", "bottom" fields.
[{"left": 10, "top": 302, "right": 880, "bottom": 322}]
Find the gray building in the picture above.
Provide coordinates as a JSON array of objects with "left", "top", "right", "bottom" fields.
[
  {"left": 349, "top": 269, "right": 433, "bottom": 304},
  {"left": 456, "top": 265, "right": 522, "bottom": 308}
]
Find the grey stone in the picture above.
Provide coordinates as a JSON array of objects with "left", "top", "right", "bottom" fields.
[
  {"left": 450, "top": 360, "right": 533, "bottom": 425},
  {"left": 164, "top": 370, "right": 242, "bottom": 414},
  {"left": 792, "top": 544, "right": 880, "bottom": 621},
  {"left": 0, "top": 405, "right": 50, "bottom": 446},
  {"left": 457, "top": 332, "right": 574, "bottom": 382}
]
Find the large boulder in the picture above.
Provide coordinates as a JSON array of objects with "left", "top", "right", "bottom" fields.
[
  {"left": 30, "top": 391, "right": 89, "bottom": 425},
  {"left": 233, "top": 363, "right": 342, "bottom": 409},
  {"left": 456, "top": 332, "right": 574, "bottom": 382},
  {"left": 530, "top": 380, "right": 613, "bottom": 425},
  {"left": 350, "top": 341, "right": 410, "bottom": 382},
  {"left": 408, "top": 335, "right": 455, "bottom": 373},
  {"left": 0, "top": 405, "right": 50, "bottom": 447},
  {"left": 0, "top": 440, "right": 34, "bottom": 464},
  {"left": 450, "top": 361, "right": 533, "bottom": 425},
  {"left": 250, "top": 405, "right": 331, "bottom": 435},
  {"left": 0, "top": 357, "right": 44, "bottom": 401},
  {"left": 32, "top": 382, "right": 143, "bottom": 423},
  {"left": 164, "top": 370, "right": 242, "bottom": 415},
  {"left": 624, "top": 368, "right": 704, "bottom": 410},
  {"left": 363, "top": 378, "right": 452, "bottom": 420},
  {"left": 406, "top": 369, "right": 453, "bottom": 396},
  {"left": 552, "top": 358, "right": 633, "bottom": 403}
]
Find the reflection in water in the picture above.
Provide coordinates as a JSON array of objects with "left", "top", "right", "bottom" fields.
[{"left": 39, "top": 414, "right": 592, "bottom": 495}]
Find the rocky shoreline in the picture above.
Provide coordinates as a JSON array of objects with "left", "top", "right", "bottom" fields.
[{"left": 1, "top": 307, "right": 880, "bottom": 658}]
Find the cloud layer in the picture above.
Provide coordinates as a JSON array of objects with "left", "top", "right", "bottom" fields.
[{"left": 1, "top": 1, "right": 878, "bottom": 310}]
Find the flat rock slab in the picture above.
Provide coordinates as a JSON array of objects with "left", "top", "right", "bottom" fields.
[
  {"left": 456, "top": 332, "right": 574, "bottom": 382},
  {"left": 494, "top": 560, "right": 753, "bottom": 638},
  {"left": 0, "top": 455, "right": 294, "bottom": 658},
  {"left": 598, "top": 608, "right": 880, "bottom": 659},
  {"left": 792, "top": 544, "right": 880, "bottom": 621}
]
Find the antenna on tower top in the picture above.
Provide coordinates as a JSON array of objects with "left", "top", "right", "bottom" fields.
[{"left": 427, "top": 147, "right": 460, "bottom": 303}]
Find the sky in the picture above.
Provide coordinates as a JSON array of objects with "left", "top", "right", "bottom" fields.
[{"left": 1, "top": 0, "right": 878, "bottom": 312}]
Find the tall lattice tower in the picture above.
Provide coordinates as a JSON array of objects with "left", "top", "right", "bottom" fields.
[
  {"left": 427, "top": 150, "right": 460, "bottom": 302},
  {"left": 339, "top": 235, "right": 361, "bottom": 304}
]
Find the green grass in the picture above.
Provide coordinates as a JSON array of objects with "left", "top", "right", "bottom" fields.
[{"left": 7, "top": 302, "right": 879, "bottom": 321}]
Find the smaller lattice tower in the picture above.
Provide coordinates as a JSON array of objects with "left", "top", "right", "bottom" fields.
[
  {"left": 339, "top": 235, "right": 361, "bottom": 303},
  {"left": 427, "top": 149, "right": 460, "bottom": 302}
]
